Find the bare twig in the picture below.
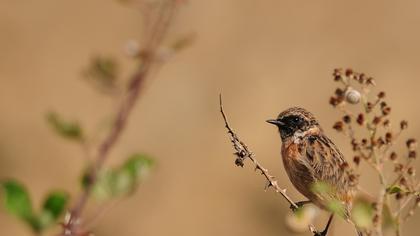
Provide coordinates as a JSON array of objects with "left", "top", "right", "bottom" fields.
[
  {"left": 219, "top": 95, "right": 319, "bottom": 234},
  {"left": 61, "top": 1, "right": 180, "bottom": 235}
]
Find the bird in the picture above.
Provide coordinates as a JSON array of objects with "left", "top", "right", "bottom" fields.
[{"left": 266, "top": 107, "right": 360, "bottom": 236}]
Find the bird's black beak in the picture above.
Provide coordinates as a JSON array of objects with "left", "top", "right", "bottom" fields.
[{"left": 266, "top": 119, "right": 284, "bottom": 126}]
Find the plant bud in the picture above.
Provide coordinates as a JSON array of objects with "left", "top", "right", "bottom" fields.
[
  {"left": 407, "top": 167, "right": 415, "bottom": 176},
  {"left": 400, "top": 120, "right": 408, "bottom": 130},
  {"left": 343, "top": 115, "right": 351, "bottom": 124},
  {"left": 353, "top": 156, "right": 361, "bottom": 166},
  {"left": 409, "top": 151, "right": 417, "bottom": 159},
  {"left": 389, "top": 152, "right": 398, "bottom": 161},
  {"left": 333, "top": 121, "right": 344, "bottom": 132},
  {"left": 406, "top": 139, "right": 417, "bottom": 151},
  {"left": 385, "top": 132, "right": 393, "bottom": 143},
  {"left": 377, "top": 91, "right": 386, "bottom": 99},
  {"left": 329, "top": 97, "right": 339, "bottom": 107},
  {"left": 357, "top": 114, "right": 365, "bottom": 125},
  {"left": 382, "top": 106, "right": 391, "bottom": 116},
  {"left": 373, "top": 116, "right": 382, "bottom": 125}
]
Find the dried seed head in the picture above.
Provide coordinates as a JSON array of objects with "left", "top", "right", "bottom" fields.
[
  {"left": 400, "top": 120, "right": 408, "bottom": 130},
  {"left": 383, "top": 119, "right": 390, "bottom": 128},
  {"left": 407, "top": 167, "right": 415, "bottom": 176},
  {"left": 333, "top": 69, "right": 343, "bottom": 81},
  {"left": 357, "top": 114, "right": 365, "bottom": 125},
  {"left": 380, "top": 101, "right": 387, "bottom": 108},
  {"left": 343, "top": 115, "right": 351, "bottom": 124},
  {"left": 361, "top": 139, "right": 368, "bottom": 146},
  {"left": 373, "top": 116, "right": 382, "bottom": 125},
  {"left": 406, "top": 139, "right": 417, "bottom": 151},
  {"left": 333, "top": 121, "right": 344, "bottom": 132},
  {"left": 382, "top": 106, "right": 391, "bottom": 116},
  {"left": 334, "top": 75, "right": 342, "bottom": 82},
  {"left": 377, "top": 91, "right": 386, "bottom": 99},
  {"left": 345, "top": 68, "right": 353, "bottom": 77},
  {"left": 335, "top": 88, "right": 344, "bottom": 97},
  {"left": 329, "top": 96, "right": 339, "bottom": 107},
  {"left": 409, "top": 151, "right": 417, "bottom": 159},
  {"left": 390, "top": 152, "right": 398, "bottom": 161},
  {"left": 385, "top": 132, "right": 393, "bottom": 143},
  {"left": 353, "top": 156, "right": 361, "bottom": 166},
  {"left": 366, "top": 77, "right": 376, "bottom": 86},
  {"left": 344, "top": 87, "right": 361, "bottom": 104}
]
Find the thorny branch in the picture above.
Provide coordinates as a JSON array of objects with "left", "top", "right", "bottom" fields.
[
  {"left": 219, "top": 95, "right": 319, "bottom": 234},
  {"left": 61, "top": 1, "right": 180, "bottom": 235}
]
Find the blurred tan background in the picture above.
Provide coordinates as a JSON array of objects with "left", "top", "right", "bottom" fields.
[{"left": 1, "top": 0, "right": 420, "bottom": 235}]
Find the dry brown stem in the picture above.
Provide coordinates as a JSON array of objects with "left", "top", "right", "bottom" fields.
[{"left": 60, "top": 1, "right": 180, "bottom": 235}]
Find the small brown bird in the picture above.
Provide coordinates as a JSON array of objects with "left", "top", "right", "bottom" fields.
[{"left": 267, "top": 107, "right": 359, "bottom": 236}]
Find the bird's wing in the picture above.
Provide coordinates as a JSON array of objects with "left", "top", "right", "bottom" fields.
[
  {"left": 304, "top": 134, "right": 347, "bottom": 183},
  {"left": 303, "top": 134, "right": 352, "bottom": 217}
]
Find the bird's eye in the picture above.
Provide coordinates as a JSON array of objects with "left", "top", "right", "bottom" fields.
[{"left": 294, "top": 117, "right": 300, "bottom": 122}]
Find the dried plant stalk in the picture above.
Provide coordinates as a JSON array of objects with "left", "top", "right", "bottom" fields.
[
  {"left": 60, "top": 1, "right": 180, "bottom": 235},
  {"left": 330, "top": 68, "right": 419, "bottom": 236}
]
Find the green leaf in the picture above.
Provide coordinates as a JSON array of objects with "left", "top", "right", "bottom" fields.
[
  {"left": 46, "top": 112, "right": 83, "bottom": 140},
  {"left": 84, "top": 154, "right": 154, "bottom": 200},
  {"left": 386, "top": 185, "right": 403, "bottom": 194},
  {"left": 83, "top": 56, "right": 119, "bottom": 93},
  {"left": 30, "top": 191, "right": 70, "bottom": 229},
  {"left": 90, "top": 170, "right": 117, "bottom": 200},
  {"left": 1, "top": 180, "right": 33, "bottom": 221},
  {"left": 27, "top": 216, "right": 43, "bottom": 233},
  {"left": 1, "top": 181, "right": 69, "bottom": 233},
  {"left": 122, "top": 154, "right": 154, "bottom": 179},
  {"left": 351, "top": 199, "right": 374, "bottom": 229},
  {"left": 42, "top": 191, "right": 69, "bottom": 219}
]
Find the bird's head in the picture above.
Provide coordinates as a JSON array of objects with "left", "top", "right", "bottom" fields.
[{"left": 266, "top": 107, "right": 320, "bottom": 140}]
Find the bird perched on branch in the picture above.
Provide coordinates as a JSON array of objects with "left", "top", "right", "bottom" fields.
[{"left": 267, "top": 107, "right": 361, "bottom": 236}]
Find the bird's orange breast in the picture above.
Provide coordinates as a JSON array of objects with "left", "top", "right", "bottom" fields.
[{"left": 282, "top": 142, "right": 301, "bottom": 160}]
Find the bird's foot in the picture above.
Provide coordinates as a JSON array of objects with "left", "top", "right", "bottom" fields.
[{"left": 313, "top": 231, "right": 327, "bottom": 236}]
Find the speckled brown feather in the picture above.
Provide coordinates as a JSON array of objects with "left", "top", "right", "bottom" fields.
[{"left": 275, "top": 107, "right": 355, "bottom": 219}]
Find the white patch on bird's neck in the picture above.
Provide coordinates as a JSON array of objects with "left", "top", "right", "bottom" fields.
[
  {"left": 292, "top": 126, "right": 320, "bottom": 144},
  {"left": 292, "top": 130, "right": 306, "bottom": 144}
]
